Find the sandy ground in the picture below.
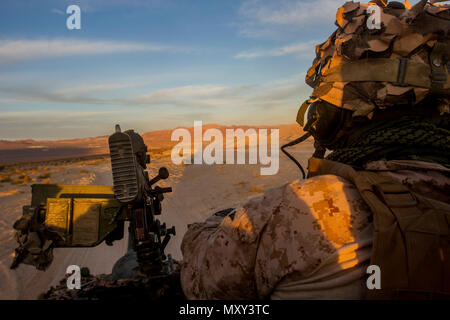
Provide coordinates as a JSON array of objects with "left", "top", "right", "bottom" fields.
[{"left": 0, "top": 142, "right": 314, "bottom": 299}]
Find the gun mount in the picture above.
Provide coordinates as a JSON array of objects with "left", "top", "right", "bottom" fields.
[{"left": 10, "top": 125, "right": 176, "bottom": 280}]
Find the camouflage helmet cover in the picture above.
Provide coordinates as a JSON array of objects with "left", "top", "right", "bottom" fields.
[{"left": 297, "top": 0, "right": 450, "bottom": 127}]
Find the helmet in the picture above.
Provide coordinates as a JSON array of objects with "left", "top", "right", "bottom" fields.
[
  {"left": 297, "top": 0, "right": 450, "bottom": 146},
  {"left": 282, "top": 1, "right": 450, "bottom": 175}
]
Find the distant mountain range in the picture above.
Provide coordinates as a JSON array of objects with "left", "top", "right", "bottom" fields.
[{"left": 0, "top": 124, "right": 304, "bottom": 165}]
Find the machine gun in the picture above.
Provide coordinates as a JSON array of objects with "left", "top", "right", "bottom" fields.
[
  {"left": 108, "top": 124, "right": 175, "bottom": 276},
  {"left": 10, "top": 125, "right": 176, "bottom": 284}
]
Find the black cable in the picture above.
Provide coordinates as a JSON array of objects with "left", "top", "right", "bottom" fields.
[{"left": 281, "top": 132, "right": 312, "bottom": 179}]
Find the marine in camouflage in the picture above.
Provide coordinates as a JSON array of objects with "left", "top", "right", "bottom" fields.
[
  {"left": 180, "top": 160, "right": 450, "bottom": 299},
  {"left": 180, "top": 1, "right": 450, "bottom": 299}
]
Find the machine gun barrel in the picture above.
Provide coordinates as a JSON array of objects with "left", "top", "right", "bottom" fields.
[{"left": 108, "top": 125, "right": 175, "bottom": 276}]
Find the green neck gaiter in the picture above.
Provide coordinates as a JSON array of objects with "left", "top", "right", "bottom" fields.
[{"left": 326, "top": 116, "right": 450, "bottom": 168}]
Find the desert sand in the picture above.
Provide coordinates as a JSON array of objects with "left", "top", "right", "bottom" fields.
[{"left": 0, "top": 124, "right": 314, "bottom": 299}]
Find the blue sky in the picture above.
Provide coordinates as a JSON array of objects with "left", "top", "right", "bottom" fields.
[{"left": 0, "top": 0, "right": 417, "bottom": 140}]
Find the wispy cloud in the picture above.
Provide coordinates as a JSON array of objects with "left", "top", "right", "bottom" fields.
[
  {"left": 0, "top": 110, "right": 126, "bottom": 140},
  {"left": 50, "top": 8, "right": 65, "bottom": 15},
  {"left": 0, "top": 110, "right": 121, "bottom": 124},
  {"left": 237, "top": 0, "right": 341, "bottom": 38},
  {"left": 0, "top": 108, "right": 216, "bottom": 140},
  {"left": 79, "top": 0, "right": 174, "bottom": 12},
  {"left": 0, "top": 80, "right": 310, "bottom": 110},
  {"left": 240, "top": 0, "right": 341, "bottom": 26},
  {"left": 42, "top": 0, "right": 174, "bottom": 13},
  {"left": 0, "top": 38, "right": 187, "bottom": 64},
  {"left": 0, "top": 78, "right": 311, "bottom": 139},
  {"left": 126, "top": 83, "right": 308, "bottom": 110},
  {"left": 57, "top": 83, "right": 136, "bottom": 96},
  {"left": 234, "top": 41, "right": 316, "bottom": 59},
  {"left": 268, "top": 72, "right": 306, "bottom": 86},
  {"left": 0, "top": 85, "right": 118, "bottom": 105},
  {"left": 138, "top": 85, "right": 230, "bottom": 100}
]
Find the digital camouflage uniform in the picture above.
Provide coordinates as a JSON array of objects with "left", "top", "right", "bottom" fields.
[{"left": 181, "top": 160, "right": 450, "bottom": 299}]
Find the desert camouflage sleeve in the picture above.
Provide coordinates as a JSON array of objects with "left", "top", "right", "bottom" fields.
[{"left": 180, "top": 175, "right": 374, "bottom": 300}]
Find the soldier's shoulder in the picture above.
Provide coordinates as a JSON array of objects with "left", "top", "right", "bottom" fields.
[
  {"left": 282, "top": 174, "right": 361, "bottom": 200},
  {"left": 238, "top": 174, "right": 365, "bottom": 220}
]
